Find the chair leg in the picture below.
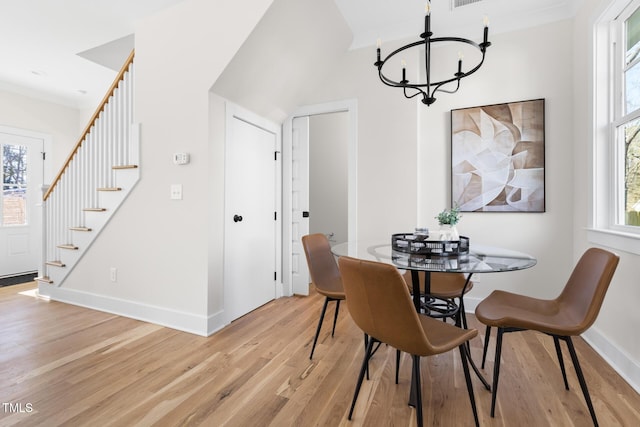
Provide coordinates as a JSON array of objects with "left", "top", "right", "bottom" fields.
[
  {"left": 565, "top": 336, "right": 599, "bottom": 427},
  {"left": 332, "top": 299, "right": 340, "bottom": 337},
  {"left": 553, "top": 335, "right": 569, "bottom": 390},
  {"left": 349, "top": 338, "right": 375, "bottom": 420},
  {"left": 490, "top": 327, "right": 504, "bottom": 418},
  {"left": 364, "top": 333, "right": 370, "bottom": 380},
  {"left": 412, "top": 355, "right": 423, "bottom": 427},
  {"left": 309, "top": 297, "right": 330, "bottom": 359},
  {"left": 396, "top": 350, "right": 401, "bottom": 384},
  {"left": 481, "top": 325, "right": 492, "bottom": 369},
  {"left": 459, "top": 344, "right": 480, "bottom": 427}
]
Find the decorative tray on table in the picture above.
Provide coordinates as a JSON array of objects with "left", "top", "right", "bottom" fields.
[{"left": 391, "top": 233, "right": 470, "bottom": 256}]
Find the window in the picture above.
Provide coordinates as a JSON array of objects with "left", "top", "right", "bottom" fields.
[
  {"left": 590, "top": 0, "right": 640, "bottom": 254},
  {"left": 615, "top": 2, "right": 640, "bottom": 228},
  {"left": 1, "top": 143, "right": 28, "bottom": 226}
]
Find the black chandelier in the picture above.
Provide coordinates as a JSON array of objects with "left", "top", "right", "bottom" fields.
[{"left": 374, "top": 1, "right": 491, "bottom": 106}]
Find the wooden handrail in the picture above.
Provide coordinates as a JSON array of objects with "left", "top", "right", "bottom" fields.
[{"left": 43, "top": 49, "right": 135, "bottom": 201}]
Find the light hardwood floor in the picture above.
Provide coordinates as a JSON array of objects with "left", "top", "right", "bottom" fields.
[{"left": 1, "top": 282, "right": 639, "bottom": 426}]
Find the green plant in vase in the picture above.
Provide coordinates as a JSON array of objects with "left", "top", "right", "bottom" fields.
[
  {"left": 436, "top": 205, "right": 461, "bottom": 225},
  {"left": 435, "top": 205, "right": 461, "bottom": 240}
]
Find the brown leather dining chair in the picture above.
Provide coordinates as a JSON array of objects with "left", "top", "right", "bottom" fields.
[
  {"left": 339, "top": 256, "right": 479, "bottom": 427},
  {"left": 302, "top": 233, "right": 346, "bottom": 359},
  {"left": 475, "top": 247, "right": 619, "bottom": 426},
  {"left": 403, "top": 271, "right": 474, "bottom": 325}
]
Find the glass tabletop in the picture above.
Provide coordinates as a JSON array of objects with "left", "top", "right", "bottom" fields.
[{"left": 331, "top": 240, "right": 537, "bottom": 274}]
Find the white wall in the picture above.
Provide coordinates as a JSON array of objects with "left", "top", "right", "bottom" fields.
[
  {"left": 208, "top": 93, "right": 227, "bottom": 320},
  {"left": 212, "top": 0, "right": 353, "bottom": 123},
  {"left": 0, "top": 89, "right": 83, "bottom": 182},
  {"left": 55, "top": 0, "right": 274, "bottom": 336},
  {"left": 418, "top": 20, "right": 575, "bottom": 304},
  {"left": 301, "top": 39, "right": 419, "bottom": 240},
  {"left": 303, "top": 21, "right": 574, "bottom": 281}
]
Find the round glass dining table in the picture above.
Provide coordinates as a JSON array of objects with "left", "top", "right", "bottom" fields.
[
  {"left": 331, "top": 240, "right": 537, "bottom": 275},
  {"left": 332, "top": 240, "right": 536, "bottom": 314},
  {"left": 331, "top": 239, "right": 537, "bottom": 392}
]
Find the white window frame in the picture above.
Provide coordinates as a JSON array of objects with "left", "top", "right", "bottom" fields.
[{"left": 589, "top": 0, "right": 640, "bottom": 254}]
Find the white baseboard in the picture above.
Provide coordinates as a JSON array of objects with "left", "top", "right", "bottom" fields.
[
  {"left": 39, "top": 284, "right": 211, "bottom": 337},
  {"left": 38, "top": 285, "right": 287, "bottom": 338},
  {"left": 465, "top": 296, "right": 640, "bottom": 394},
  {"left": 207, "top": 309, "right": 227, "bottom": 336},
  {"left": 582, "top": 327, "right": 640, "bottom": 394}
]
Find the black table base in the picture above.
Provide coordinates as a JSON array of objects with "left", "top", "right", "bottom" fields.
[{"left": 408, "top": 271, "right": 490, "bottom": 409}]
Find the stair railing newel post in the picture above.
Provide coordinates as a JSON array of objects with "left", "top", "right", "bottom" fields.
[{"left": 40, "top": 185, "right": 50, "bottom": 282}]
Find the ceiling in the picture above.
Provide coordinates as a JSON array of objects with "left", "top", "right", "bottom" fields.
[
  {"left": 0, "top": 0, "right": 186, "bottom": 109},
  {"left": 0, "top": 0, "right": 583, "bottom": 110},
  {"left": 335, "top": 0, "right": 584, "bottom": 49}
]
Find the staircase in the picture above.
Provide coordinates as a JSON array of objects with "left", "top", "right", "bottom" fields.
[{"left": 37, "top": 50, "right": 139, "bottom": 287}]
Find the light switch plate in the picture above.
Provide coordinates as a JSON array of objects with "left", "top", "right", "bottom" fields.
[{"left": 170, "top": 184, "right": 182, "bottom": 200}]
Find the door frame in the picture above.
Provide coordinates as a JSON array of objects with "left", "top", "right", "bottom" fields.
[
  {"left": 0, "top": 125, "right": 50, "bottom": 278},
  {"left": 282, "top": 99, "right": 358, "bottom": 296}
]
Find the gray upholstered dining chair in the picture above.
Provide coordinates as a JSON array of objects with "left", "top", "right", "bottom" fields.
[
  {"left": 301, "top": 233, "right": 346, "bottom": 359},
  {"left": 339, "top": 256, "right": 479, "bottom": 427},
  {"left": 475, "top": 247, "right": 619, "bottom": 426}
]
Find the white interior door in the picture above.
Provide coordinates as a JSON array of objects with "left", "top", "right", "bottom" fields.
[
  {"left": 224, "top": 105, "right": 279, "bottom": 323},
  {"left": 291, "top": 117, "right": 310, "bottom": 295},
  {"left": 0, "top": 130, "right": 44, "bottom": 277}
]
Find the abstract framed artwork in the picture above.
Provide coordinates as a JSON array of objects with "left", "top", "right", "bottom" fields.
[{"left": 451, "top": 98, "right": 545, "bottom": 212}]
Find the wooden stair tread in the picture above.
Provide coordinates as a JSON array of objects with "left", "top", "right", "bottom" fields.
[
  {"left": 112, "top": 165, "right": 138, "bottom": 170},
  {"left": 46, "top": 261, "right": 66, "bottom": 268},
  {"left": 83, "top": 207, "right": 107, "bottom": 212},
  {"left": 35, "top": 276, "right": 54, "bottom": 284},
  {"left": 97, "top": 187, "right": 122, "bottom": 191},
  {"left": 70, "top": 226, "right": 92, "bottom": 232},
  {"left": 57, "top": 244, "right": 79, "bottom": 250}
]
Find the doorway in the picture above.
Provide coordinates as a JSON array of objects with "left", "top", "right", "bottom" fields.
[
  {"left": 283, "top": 99, "right": 357, "bottom": 296},
  {"left": 308, "top": 112, "right": 349, "bottom": 245},
  {"left": 0, "top": 127, "right": 45, "bottom": 279}
]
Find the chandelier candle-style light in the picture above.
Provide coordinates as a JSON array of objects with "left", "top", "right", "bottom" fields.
[{"left": 374, "top": 1, "right": 491, "bottom": 106}]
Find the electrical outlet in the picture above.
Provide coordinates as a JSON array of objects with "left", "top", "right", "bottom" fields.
[{"left": 110, "top": 267, "right": 117, "bottom": 282}]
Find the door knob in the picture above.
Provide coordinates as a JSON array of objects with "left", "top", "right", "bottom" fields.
[{"left": 233, "top": 214, "right": 243, "bottom": 222}]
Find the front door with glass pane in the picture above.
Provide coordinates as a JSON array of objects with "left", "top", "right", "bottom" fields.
[{"left": 0, "top": 130, "right": 43, "bottom": 277}]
